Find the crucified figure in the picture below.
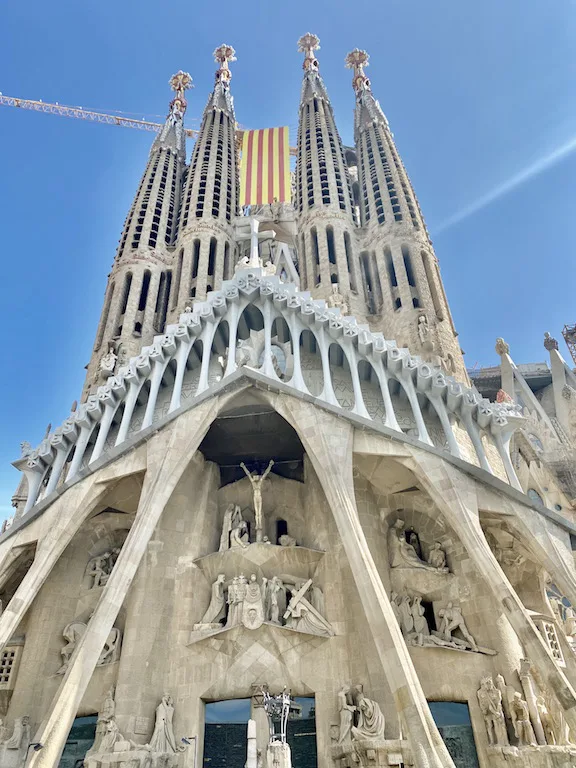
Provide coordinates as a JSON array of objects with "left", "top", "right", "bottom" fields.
[{"left": 240, "top": 460, "right": 274, "bottom": 542}]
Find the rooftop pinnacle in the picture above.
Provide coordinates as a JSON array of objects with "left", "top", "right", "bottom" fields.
[
  {"left": 213, "top": 44, "right": 236, "bottom": 84},
  {"left": 168, "top": 70, "right": 193, "bottom": 114},
  {"left": 345, "top": 49, "right": 371, "bottom": 92},
  {"left": 298, "top": 33, "right": 320, "bottom": 72}
]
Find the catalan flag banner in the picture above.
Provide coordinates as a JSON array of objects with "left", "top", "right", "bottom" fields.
[{"left": 239, "top": 127, "right": 291, "bottom": 206}]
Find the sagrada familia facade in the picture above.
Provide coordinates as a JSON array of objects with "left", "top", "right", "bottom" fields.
[{"left": 1, "top": 33, "right": 576, "bottom": 768}]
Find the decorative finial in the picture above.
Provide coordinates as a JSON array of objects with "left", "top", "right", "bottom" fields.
[
  {"left": 168, "top": 71, "right": 193, "bottom": 115},
  {"left": 213, "top": 44, "right": 236, "bottom": 85},
  {"left": 544, "top": 332, "right": 559, "bottom": 352},
  {"left": 298, "top": 33, "right": 320, "bottom": 72},
  {"left": 495, "top": 338, "right": 510, "bottom": 356},
  {"left": 345, "top": 49, "right": 371, "bottom": 92}
]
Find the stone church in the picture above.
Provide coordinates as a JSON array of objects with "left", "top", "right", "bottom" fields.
[{"left": 1, "top": 33, "right": 576, "bottom": 768}]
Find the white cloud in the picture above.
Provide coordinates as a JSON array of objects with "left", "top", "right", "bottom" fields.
[{"left": 433, "top": 134, "right": 576, "bottom": 235}]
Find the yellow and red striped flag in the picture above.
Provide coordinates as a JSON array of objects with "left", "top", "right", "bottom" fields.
[{"left": 239, "top": 127, "right": 291, "bottom": 206}]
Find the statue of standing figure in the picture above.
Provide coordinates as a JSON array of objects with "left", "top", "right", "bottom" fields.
[
  {"left": 148, "top": 694, "right": 178, "bottom": 753},
  {"left": 240, "top": 460, "right": 274, "bottom": 542},
  {"left": 477, "top": 678, "right": 509, "bottom": 746},
  {"left": 510, "top": 692, "right": 537, "bottom": 746}
]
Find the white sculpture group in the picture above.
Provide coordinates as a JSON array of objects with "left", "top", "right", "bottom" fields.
[
  {"left": 195, "top": 574, "right": 332, "bottom": 637},
  {"left": 86, "top": 689, "right": 186, "bottom": 766},
  {"left": 337, "top": 684, "right": 385, "bottom": 745},
  {"left": 477, "top": 660, "right": 574, "bottom": 749},
  {"left": 391, "top": 592, "right": 490, "bottom": 654},
  {"left": 388, "top": 519, "right": 448, "bottom": 572}
]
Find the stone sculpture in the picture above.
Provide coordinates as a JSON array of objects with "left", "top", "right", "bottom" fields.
[
  {"left": 417, "top": 314, "right": 429, "bottom": 344},
  {"left": 198, "top": 574, "right": 226, "bottom": 627},
  {"left": 240, "top": 460, "right": 274, "bottom": 542},
  {"left": 427, "top": 542, "right": 447, "bottom": 570},
  {"left": 351, "top": 687, "right": 385, "bottom": 741},
  {"left": 536, "top": 695, "right": 557, "bottom": 745},
  {"left": 243, "top": 574, "right": 266, "bottom": 630},
  {"left": 388, "top": 519, "right": 448, "bottom": 572},
  {"left": 19, "top": 442, "right": 32, "bottom": 458},
  {"left": 3, "top": 716, "right": 30, "bottom": 749},
  {"left": 100, "top": 347, "right": 118, "bottom": 377},
  {"left": 510, "top": 692, "right": 537, "bottom": 746},
  {"left": 278, "top": 534, "right": 296, "bottom": 547},
  {"left": 86, "top": 547, "right": 121, "bottom": 589},
  {"left": 227, "top": 574, "right": 249, "bottom": 627},
  {"left": 195, "top": 574, "right": 332, "bottom": 637},
  {"left": 284, "top": 579, "right": 334, "bottom": 636},
  {"left": 58, "top": 618, "right": 121, "bottom": 673},
  {"left": 393, "top": 593, "right": 492, "bottom": 654},
  {"left": 437, "top": 603, "right": 477, "bottom": 651},
  {"left": 266, "top": 576, "right": 287, "bottom": 624},
  {"left": 327, "top": 284, "right": 349, "bottom": 316},
  {"left": 219, "top": 503, "right": 240, "bottom": 551},
  {"left": 230, "top": 519, "right": 250, "bottom": 549},
  {"left": 87, "top": 688, "right": 117, "bottom": 758},
  {"left": 149, "top": 694, "right": 178, "bottom": 753},
  {"left": 477, "top": 677, "right": 509, "bottom": 746},
  {"left": 337, "top": 685, "right": 356, "bottom": 745}
]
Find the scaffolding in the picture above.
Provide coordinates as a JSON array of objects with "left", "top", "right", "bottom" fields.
[{"left": 562, "top": 324, "right": 576, "bottom": 365}]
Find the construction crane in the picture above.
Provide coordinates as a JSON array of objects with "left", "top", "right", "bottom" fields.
[
  {"left": 0, "top": 93, "right": 199, "bottom": 137},
  {"left": 0, "top": 93, "right": 298, "bottom": 155},
  {"left": 562, "top": 324, "right": 576, "bottom": 366}
]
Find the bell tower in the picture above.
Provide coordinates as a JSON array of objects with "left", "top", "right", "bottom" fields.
[{"left": 83, "top": 71, "right": 193, "bottom": 397}]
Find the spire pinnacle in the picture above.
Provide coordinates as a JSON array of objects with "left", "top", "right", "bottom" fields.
[
  {"left": 168, "top": 70, "right": 193, "bottom": 115},
  {"left": 213, "top": 44, "right": 236, "bottom": 85},
  {"left": 345, "top": 49, "right": 371, "bottom": 92},
  {"left": 298, "top": 33, "right": 320, "bottom": 72}
]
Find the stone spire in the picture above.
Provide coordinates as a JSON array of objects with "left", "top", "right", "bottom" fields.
[
  {"left": 346, "top": 48, "right": 466, "bottom": 379},
  {"left": 174, "top": 45, "right": 238, "bottom": 308},
  {"left": 294, "top": 34, "right": 362, "bottom": 313},
  {"left": 83, "top": 72, "right": 193, "bottom": 398}
]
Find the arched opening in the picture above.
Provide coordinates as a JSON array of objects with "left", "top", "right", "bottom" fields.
[
  {"left": 237, "top": 303, "right": 265, "bottom": 341},
  {"left": 181, "top": 340, "right": 204, "bottom": 400},
  {"left": 418, "top": 393, "right": 447, "bottom": 450},
  {"left": 387, "top": 378, "right": 413, "bottom": 435},
  {"left": 199, "top": 400, "right": 305, "bottom": 487},
  {"left": 299, "top": 330, "right": 323, "bottom": 396},
  {"left": 358, "top": 360, "right": 386, "bottom": 423},
  {"left": 328, "top": 343, "right": 354, "bottom": 411}
]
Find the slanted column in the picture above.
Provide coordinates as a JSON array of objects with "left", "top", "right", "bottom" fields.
[
  {"left": 492, "top": 426, "right": 522, "bottom": 491},
  {"left": 316, "top": 326, "right": 339, "bottom": 407},
  {"left": 275, "top": 399, "right": 457, "bottom": 768},
  {"left": 27, "top": 400, "right": 219, "bottom": 768},
  {"left": 341, "top": 341, "right": 370, "bottom": 420},
  {"left": 141, "top": 357, "right": 167, "bottom": 430},
  {"left": 115, "top": 374, "right": 143, "bottom": 446},
  {"left": 519, "top": 659, "right": 546, "bottom": 745},
  {"left": 407, "top": 453, "right": 576, "bottom": 733}
]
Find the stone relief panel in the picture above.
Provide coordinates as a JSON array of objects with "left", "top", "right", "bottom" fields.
[{"left": 57, "top": 617, "right": 121, "bottom": 674}]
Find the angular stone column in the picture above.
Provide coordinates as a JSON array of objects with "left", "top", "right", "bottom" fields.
[
  {"left": 274, "top": 396, "right": 457, "bottom": 768},
  {"left": 0, "top": 479, "right": 113, "bottom": 652},
  {"left": 27, "top": 398, "right": 220, "bottom": 768},
  {"left": 519, "top": 659, "right": 546, "bottom": 745},
  {"left": 405, "top": 451, "right": 576, "bottom": 727}
]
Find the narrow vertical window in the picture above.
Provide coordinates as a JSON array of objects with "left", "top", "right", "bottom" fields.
[
  {"left": 421, "top": 251, "right": 443, "bottom": 320},
  {"left": 208, "top": 237, "right": 217, "bottom": 277},
  {"left": 172, "top": 249, "right": 184, "bottom": 309},
  {"left": 344, "top": 231, "right": 357, "bottom": 292},
  {"left": 223, "top": 242, "right": 230, "bottom": 280},
  {"left": 138, "top": 270, "right": 151, "bottom": 311},
  {"left": 95, "top": 281, "right": 115, "bottom": 350},
  {"left": 311, "top": 227, "right": 320, "bottom": 286},
  {"left": 192, "top": 239, "right": 201, "bottom": 280}
]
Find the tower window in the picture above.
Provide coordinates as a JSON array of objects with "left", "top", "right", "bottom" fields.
[{"left": 138, "top": 270, "right": 151, "bottom": 311}]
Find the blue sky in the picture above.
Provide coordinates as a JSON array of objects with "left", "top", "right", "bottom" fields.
[{"left": 1, "top": 0, "right": 575, "bottom": 518}]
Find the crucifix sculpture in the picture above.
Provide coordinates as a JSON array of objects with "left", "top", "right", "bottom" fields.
[{"left": 240, "top": 460, "right": 274, "bottom": 542}]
